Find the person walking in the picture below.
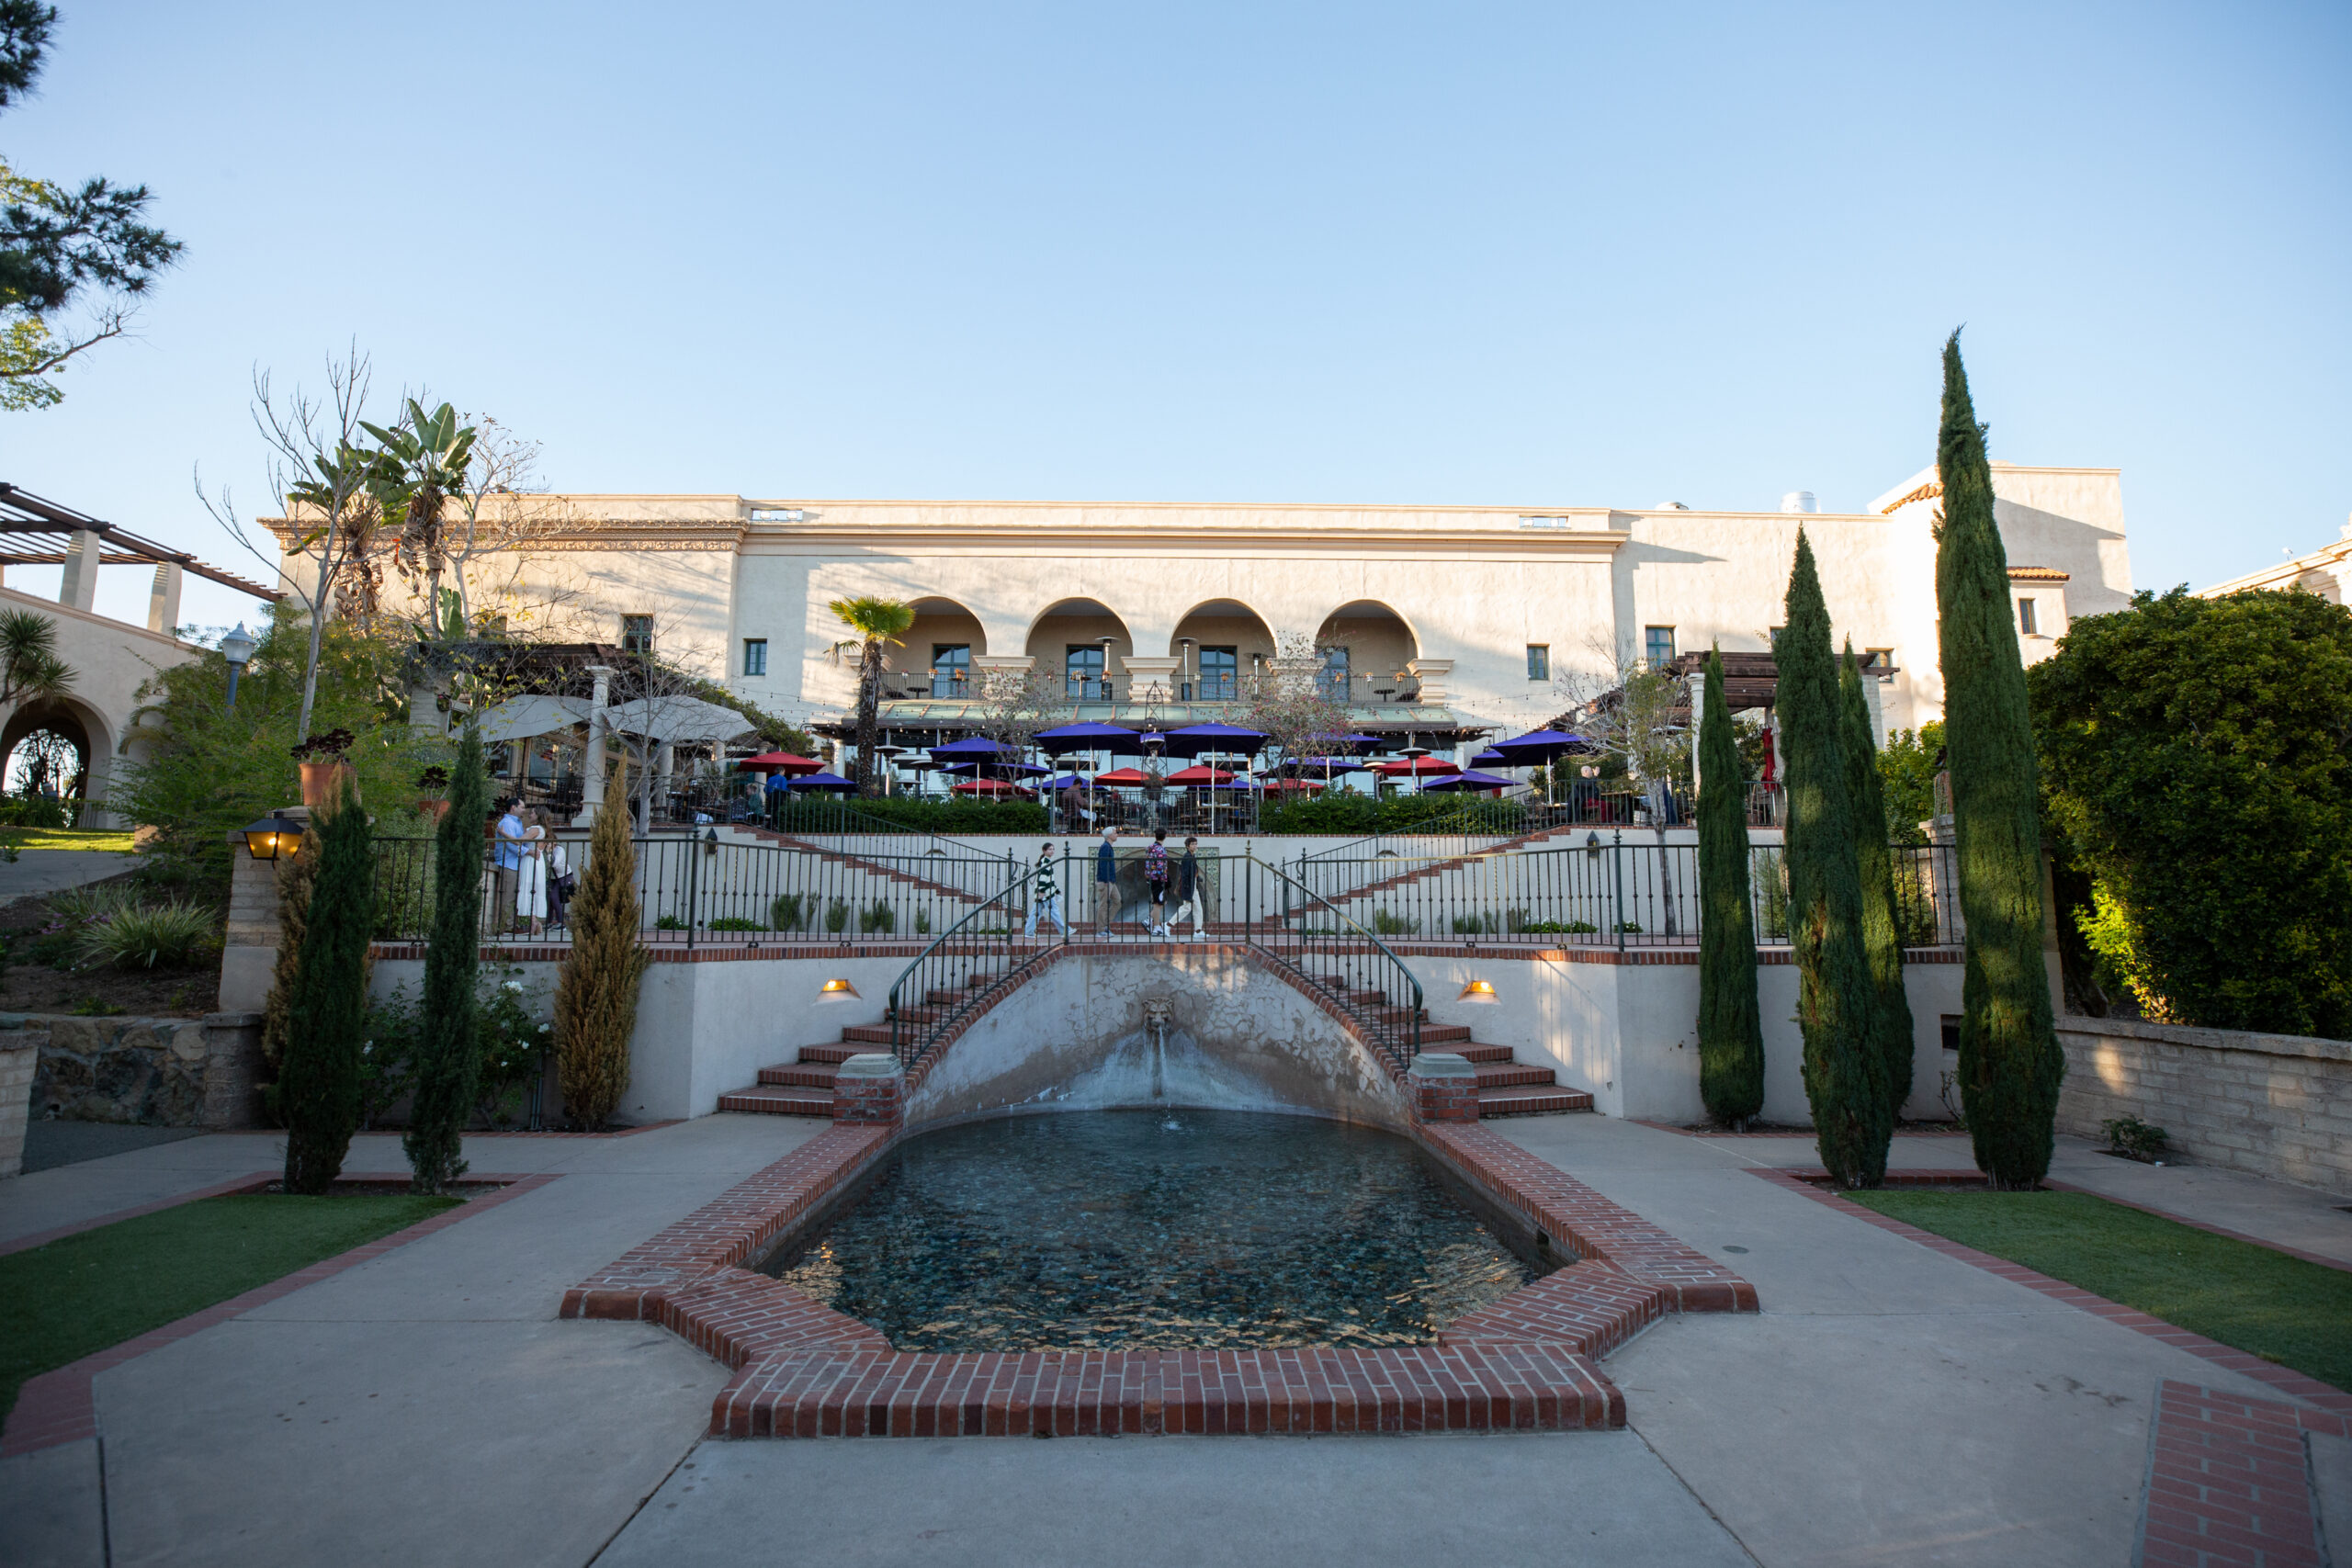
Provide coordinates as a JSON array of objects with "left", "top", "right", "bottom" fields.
[
  {"left": 1093, "top": 826, "right": 1121, "bottom": 938},
  {"left": 488, "top": 795, "right": 529, "bottom": 934},
  {"left": 1170, "top": 835, "right": 1206, "bottom": 940},
  {"left": 1021, "top": 840, "right": 1065, "bottom": 937},
  {"left": 1144, "top": 828, "right": 1171, "bottom": 938}
]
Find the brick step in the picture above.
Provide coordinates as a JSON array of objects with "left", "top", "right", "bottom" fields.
[
  {"left": 829, "top": 1030, "right": 893, "bottom": 1051},
  {"left": 717, "top": 1083, "right": 834, "bottom": 1116},
  {"left": 1453, "top": 1043, "right": 1515, "bottom": 1064},
  {"left": 1419, "top": 1023, "right": 1474, "bottom": 1045},
  {"left": 1477, "top": 1084, "right": 1594, "bottom": 1117},
  {"left": 758, "top": 1063, "right": 838, "bottom": 1089},
  {"left": 1475, "top": 1063, "right": 1557, "bottom": 1089}
]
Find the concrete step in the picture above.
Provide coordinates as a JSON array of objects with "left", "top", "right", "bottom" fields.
[
  {"left": 717, "top": 1083, "right": 834, "bottom": 1116},
  {"left": 1477, "top": 1083, "right": 1594, "bottom": 1117},
  {"left": 758, "top": 1063, "right": 837, "bottom": 1089}
]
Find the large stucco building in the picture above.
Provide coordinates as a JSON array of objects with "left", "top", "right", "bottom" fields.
[{"left": 272, "top": 460, "right": 2132, "bottom": 750}]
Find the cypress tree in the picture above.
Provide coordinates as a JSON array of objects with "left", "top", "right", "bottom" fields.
[
  {"left": 1935, "top": 332, "right": 2065, "bottom": 1188},
  {"left": 1696, "top": 646, "right": 1765, "bottom": 1125},
  {"left": 1780, "top": 531, "right": 1893, "bottom": 1187},
  {"left": 1842, "top": 645, "right": 1916, "bottom": 1120},
  {"left": 403, "top": 726, "right": 489, "bottom": 1193},
  {"left": 554, "top": 760, "right": 648, "bottom": 1129},
  {"left": 280, "top": 777, "right": 376, "bottom": 1193},
  {"left": 258, "top": 825, "right": 320, "bottom": 1112}
]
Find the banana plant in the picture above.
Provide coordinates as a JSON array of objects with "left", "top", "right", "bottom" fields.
[{"left": 361, "top": 400, "right": 478, "bottom": 632}]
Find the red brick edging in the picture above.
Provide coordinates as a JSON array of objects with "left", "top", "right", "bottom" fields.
[
  {"left": 1, "top": 1173, "right": 559, "bottom": 1458},
  {"left": 1751, "top": 1168, "right": 2352, "bottom": 1418},
  {"left": 563, "top": 1113, "right": 1756, "bottom": 1439},
  {"left": 2141, "top": 1382, "right": 2342, "bottom": 1567}
]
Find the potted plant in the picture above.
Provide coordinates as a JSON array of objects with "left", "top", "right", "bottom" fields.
[
  {"left": 291, "top": 729, "right": 357, "bottom": 808},
  {"left": 414, "top": 765, "right": 452, "bottom": 823}
]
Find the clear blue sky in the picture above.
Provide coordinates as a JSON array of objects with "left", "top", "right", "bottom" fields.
[{"left": 3, "top": 0, "right": 2345, "bottom": 635}]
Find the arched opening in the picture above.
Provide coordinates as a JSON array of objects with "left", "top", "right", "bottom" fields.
[
  {"left": 898, "top": 595, "right": 989, "bottom": 699},
  {"left": 1167, "top": 600, "right": 1276, "bottom": 703},
  {"left": 1314, "top": 601, "right": 1420, "bottom": 705},
  {"left": 1, "top": 699, "right": 93, "bottom": 822},
  {"left": 1025, "top": 599, "right": 1134, "bottom": 702}
]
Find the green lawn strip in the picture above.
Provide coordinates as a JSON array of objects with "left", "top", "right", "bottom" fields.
[
  {"left": 0, "top": 1192, "right": 458, "bottom": 1420},
  {"left": 6, "top": 828, "right": 140, "bottom": 854},
  {"left": 1847, "top": 1189, "right": 2352, "bottom": 1393}
]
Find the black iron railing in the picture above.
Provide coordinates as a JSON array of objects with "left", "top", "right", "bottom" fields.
[
  {"left": 368, "top": 831, "right": 1019, "bottom": 946},
  {"left": 886, "top": 879, "right": 1051, "bottom": 1070},
  {"left": 1240, "top": 854, "right": 1425, "bottom": 1072}
]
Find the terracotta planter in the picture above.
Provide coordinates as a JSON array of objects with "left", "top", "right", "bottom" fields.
[
  {"left": 299, "top": 760, "right": 356, "bottom": 809},
  {"left": 417, "top": 797, "right": 451, "bottom": 824}
]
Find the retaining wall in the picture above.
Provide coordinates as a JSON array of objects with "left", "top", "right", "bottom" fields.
[
  {"left": 2055, "top": 1016, "right": 2352, "bottom": 1197},
  {"left": 9, "top": 1012, "right": 266, "bottom": 1129}
]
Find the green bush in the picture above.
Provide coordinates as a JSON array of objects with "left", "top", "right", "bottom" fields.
[
  {"left": 824, "top": 897, "right": 850, "bottom": 933},
  {"left": 73, "top": 899, "right": 220, "bottom": 969},
  {"left": 1257, "top": 794, "right": 1526, "bottom": 838},
  {"left": 1520, "top": 919, "right": 1596, "bottom": 934},
  {"left": 707, "top": 916, "right": 763, "bottom": 932},
  {"left": 0, "top": 794, "right": 72, "bottom": 829},
  {"left": 2101, "top": 1114, "right": 2170, "bottom": 1162},
  {"left": 653, "top": 914, "right": 685, "bottom": 931},
  {"left": 1370, "top": 909, "right": 1420, "bottom": 936},
  {"left": 858, "top": 899, "right": 896, "bottom": 933},
  {"left": 768, "top": 893, "right": 806, "bottom": 931},
  {"left": 366, "top": 966, "right": 550, "bottom": 1132}
]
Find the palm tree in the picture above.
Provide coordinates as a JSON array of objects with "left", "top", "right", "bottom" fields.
[
  {"left": 361, "top": 400, "right": 477, "bottom": 627},
  {"left": 0, "top": 608, "right": 74, "bottom": 709},
  {"left": 827, "top": 596, "right": 915, "bottom": 795}
]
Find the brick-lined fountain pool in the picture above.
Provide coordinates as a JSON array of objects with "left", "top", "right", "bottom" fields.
[{"left": 763, "top": 1111, "right": 1545, "bottom": 1351}]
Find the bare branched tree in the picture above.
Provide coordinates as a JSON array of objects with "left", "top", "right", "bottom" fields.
[
  {"left": 1242, "top": 629, "right": 1352, "bottom": 776},
  {"left": 974, "top": 663, "right": 1066, "bottom": 765},
  {"left": 1552, "top": 632, "right": 1695, "bottom": 933},
  {"left": 195, "top": 346, "right": 387, "bottom": 741}
]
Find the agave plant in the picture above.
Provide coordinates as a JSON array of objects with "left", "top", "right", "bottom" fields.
[{"left": 75, "top": 898, "right": 221, "bottom": 969}]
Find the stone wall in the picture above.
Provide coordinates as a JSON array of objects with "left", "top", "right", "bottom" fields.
[
  {"left": 0, "top": 1039, "right": 35, "bottom": 1176},
  {"left": 2055, "top": 1017, "right": 2352, "bottom": 1197},
  {"left": 9, "top": 1012, "right": 266, "bottom": 1130}
]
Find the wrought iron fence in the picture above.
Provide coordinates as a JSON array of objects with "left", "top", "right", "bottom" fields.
[
  {"left": 1241, "top": 855, "right": 1425, "bottom": 1072},
  {"left": 886, "top": 879, "right": 1047, "bottom": 1071},
  {"left": 367, "top": 831, "right": 1020, "bottom": 946},
  {"left": 1295, "top": 834, "right": 1959, "bottom": 949}
]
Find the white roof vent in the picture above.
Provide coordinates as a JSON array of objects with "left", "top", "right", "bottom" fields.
[
  {"left": 1781, "top": 491, "right": 1817, "bottom": 514},
  {"left": 1654, "top": 501, "right": 1690, "bottom": 511}
]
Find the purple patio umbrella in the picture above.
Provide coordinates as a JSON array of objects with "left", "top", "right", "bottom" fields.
[
  {"left": 1422, "top": 769, "right": 1517, "bottom": 793},
  {"left": 1034, "top": 721, "right": 1140, "bottom": 745},
  {"left": 786, "top": 771, "right": 857, "bottom": 793},
  {"left": 1158, "top": 722, "right": 1270, "bottom": 759}
]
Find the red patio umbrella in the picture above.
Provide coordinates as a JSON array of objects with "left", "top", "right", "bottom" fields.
[
  {"left": 1166, "top": 765, "right": 1236, "bottom": 787},
  {"left": 739, "top": 751, "right": 823, "bottom": 775},
  {"left": 1371, "top": 756, "right": 1462, "bottom": 777},
  {"left": 1092, "top": 767, "right": 1151, "bottom": 785},
  {"left": 950, "top": 777, "right": 1024, "bottom": 795}
]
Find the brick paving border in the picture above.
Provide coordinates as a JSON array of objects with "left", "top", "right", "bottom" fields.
[
  {"left": 2137, "top": 1382, "right": 2343, "bottom": 1567},
  {"left": 564, "top": 1109, "right": 1757, "bottom": 1439},
  {"left": 1, "top": 1173, "right": 558, "bottom": 1458},
  {"left": 0, "top": 1172, "right": 282, "bottom": 1258},
  {"left": 1752, "top": 1168, "right": 2352, "bottom": 1419}
]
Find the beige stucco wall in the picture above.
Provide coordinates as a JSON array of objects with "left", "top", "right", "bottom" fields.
[{"left": 0, "top": 584, "right": 201, "bottom": 825}]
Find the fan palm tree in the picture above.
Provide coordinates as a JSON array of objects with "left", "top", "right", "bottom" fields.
[
  {"left": 361, "top": 400, "right": 477, "bottom": 628},
  {"left": 827, "top": 596, "right": 915, "bottom": 795},
  {"left": 0, "top": 607, "right": 74, "bottom": 708}
]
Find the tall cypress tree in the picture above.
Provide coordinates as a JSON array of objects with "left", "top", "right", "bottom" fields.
[
  {"left": 1697, "top": 646, "right": 1765, "bottom": 1125},
  {"left": 1781, "top": 532, "right": 1893, "bottom": 1187},
  {"left": 281, "top": 777, "right": 376, "bottom": 1194},
  {"left": 1841, "top": 645, "right": 1916, "bottom": 1120},
  {"left": 404, "top": 725, "right": 489, "bottom": 1193},
  {"left": 555, "top": 759, "right": 648, "bottom": 1129},
  {"left": 1935, "top": 332, "right": 2065, "bottom": 1189}
]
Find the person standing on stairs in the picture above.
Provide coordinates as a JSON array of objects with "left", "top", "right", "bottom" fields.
[
  {"left": 1170, "top": 835, "right": 1205, "bottom": 941},
  {"left": 1094, "top": 826, "right": 1122, "bottom": 938},
  {"left": 1144, "top": 829, "right": 1171, "bottom": 938},
  {"left": 1023, "top": 840, "right": 1065, "bottom": 938}
]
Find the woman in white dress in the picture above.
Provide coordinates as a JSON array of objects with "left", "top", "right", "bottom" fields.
[
  {"left": 537, "top": 808, "right": 572, "bottom": 931},
  {"left": 516, "top": 818, "right": 549, "bottom": 937}
]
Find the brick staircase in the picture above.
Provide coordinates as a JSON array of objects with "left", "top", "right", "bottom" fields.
[
  {"left": 1310, "top": 821, "right": 1598, "bottom": 908},
  {"left": 718, "top": 969, "right": 1594, "bottom": 1120}
]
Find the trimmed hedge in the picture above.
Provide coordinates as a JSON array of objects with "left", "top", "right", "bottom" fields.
[{"left": 770, "top": 796, "right": 1048, "bottom": 834}]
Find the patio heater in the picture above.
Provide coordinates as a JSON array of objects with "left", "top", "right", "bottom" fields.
[{"left": 1177, "top": 637, "right": 1194, "bottom": 704}]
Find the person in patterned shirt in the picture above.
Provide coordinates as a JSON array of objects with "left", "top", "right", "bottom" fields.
[
  {"left": 1144, "top": 829, "right": 1172, "bottom": 938},
  {"left": 1022, "top": 840, "right": 1065, "bottom": 937}
]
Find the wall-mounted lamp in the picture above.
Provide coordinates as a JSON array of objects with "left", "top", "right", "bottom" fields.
[
  {"left": 241, "top": 813, "right": 303, "bottom": 861},
  {"left": 1457, "top": 979, "right": 1498, "bottom": 1004},
  {"left": 1584, "top": 830, "right": 1603, "bottom": 859},
  {"left": 818, "top": 977, "right": 861, "bottom": 1002}
]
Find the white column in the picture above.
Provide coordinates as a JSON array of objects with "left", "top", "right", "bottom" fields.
[
  {"left": 146, "top": 561, "right": 185, "bottom": 635},
  {"left": 575, "top": 665, "right": 613, "bottom": 825},
  {"left": 58, "top": 529, "right": 103, "bottom": 612}
]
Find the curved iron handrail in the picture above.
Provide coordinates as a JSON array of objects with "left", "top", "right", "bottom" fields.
[
  {"left": 1242, "top": 853, "right": 1424, "bottom": 1072},
  {"left": 884, "top": 874, "right": 1044, "bottom": 1070}
]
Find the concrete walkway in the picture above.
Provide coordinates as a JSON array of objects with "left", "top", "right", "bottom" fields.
[
  {"left": 0, "top": 848, "right": 138, "bottom": 905},
  {"left": 2, "top": 1116, "right": 2343, "bottom": 1567}
]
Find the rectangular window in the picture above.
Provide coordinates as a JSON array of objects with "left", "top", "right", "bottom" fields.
[
  {"left": 1318, "top": 646, "right": 1350, "bottom": 701},
  {"left": 1645, "top": 626, "right": 1676, "bottom": 670},
  {"left": 741, "top": 638, "right": 767, "bottom": 677},
  {"left": 1863, "top": 647, "right": 1895, "bottom": 673},
  {"left": 2018, "top": 598, "right": 2038, "bottom": 636},
  {"left": 620, "top": 615, "right": 653, "bottom": 657},
  {"left": 1525, "top": 644, "right": 1549, "bottom": 682},
  {"left": 931, "top": 644, "right": 970, "bottom": 697},
  {"left": 1769, "top": 626, "right": 1785, "bottom": 649},
  {"left": 1067, "top": 644, "right": 1106, "bottom": 699},
  {"left": 1196, "top": 645, "right": 1238, "bottom": 701}
]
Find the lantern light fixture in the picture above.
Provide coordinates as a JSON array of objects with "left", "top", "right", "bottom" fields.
[{"left": 241, "top": 813, "right": 303, "bottom": 861}]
